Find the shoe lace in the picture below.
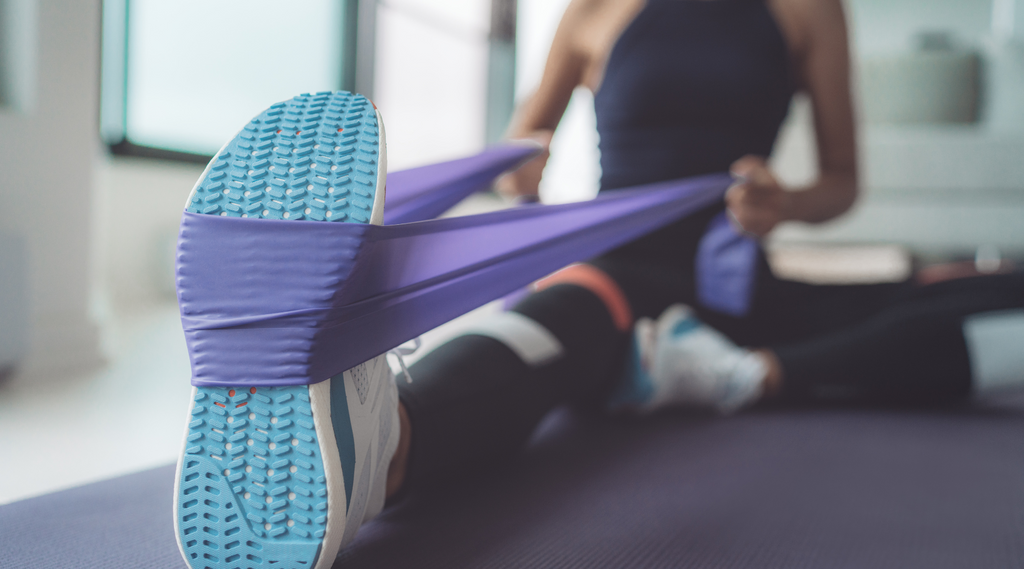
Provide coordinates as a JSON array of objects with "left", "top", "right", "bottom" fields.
[{"left": 387, "top": 337, "right": 422, "bottom": 383}]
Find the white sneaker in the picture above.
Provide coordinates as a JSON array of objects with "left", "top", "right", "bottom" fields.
[
  {"left": 173, "top": 91, "right": 401, "bottom": 569},
  {"left": 610, "top": 304, "right": 767, "bottom": 414}
]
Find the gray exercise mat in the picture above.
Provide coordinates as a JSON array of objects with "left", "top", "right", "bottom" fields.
[{"left": 3, "top": 404, "right": 1024, "bottom": 568}]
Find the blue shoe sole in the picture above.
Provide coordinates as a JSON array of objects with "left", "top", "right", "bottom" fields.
[{"left": 174, "top": 91, "right": 383, "bottom": 569}]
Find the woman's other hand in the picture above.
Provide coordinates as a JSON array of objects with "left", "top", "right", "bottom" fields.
[
  {"left": 726, "top": 155, "right": 790, "bottom": 238},
  {"left": 495, "top": 130, "right": 554, "bottom": 200}
]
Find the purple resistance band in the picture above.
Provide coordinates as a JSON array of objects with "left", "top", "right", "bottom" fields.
[
  {"left": 383, "top": 144, "right": 758, "bottom": 315},
  {"left": 177, "top": 171, "right": 744, "bottom": 387},
  {"left": 383, "top": 142, "right": 542, "bottom": 224}
]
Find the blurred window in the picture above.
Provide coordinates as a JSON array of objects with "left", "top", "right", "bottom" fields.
[
  {"left": 101, "top": 0, "right": 508, "bottom": 165},
  {"left": 101, "top": 0, "right": 349, "bottom": 159},
  {"left": 373, "top": 0, "right": 491, "bottom": 169}
]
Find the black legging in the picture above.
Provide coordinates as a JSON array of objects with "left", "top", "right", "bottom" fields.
[{"left": 398, "top": 258, "right": 1024, "bottom": 491}]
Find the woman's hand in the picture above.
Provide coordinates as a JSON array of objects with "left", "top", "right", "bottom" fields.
[
  {"left": 495, "top": 130, "right": 554, "bottom": 201},
  {"left": 725, "top": 155, "right": 791, "bottom": 238}
]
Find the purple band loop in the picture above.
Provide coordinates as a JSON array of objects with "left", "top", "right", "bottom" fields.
[
  {"left": 696, "top": 211, "right": 759, "bottom": 316},
  {"left": 178, "top": 171, "right": 734, "bottom": 387}
]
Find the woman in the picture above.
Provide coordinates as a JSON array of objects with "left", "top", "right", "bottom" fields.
[{"left": 386, "top": 0, "right": 1024, "bottom": 495}]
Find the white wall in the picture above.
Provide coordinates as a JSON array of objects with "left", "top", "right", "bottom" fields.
[
  {"left": 93, "top": 158, "right": 202, "bottom": 309},
  {"left": 374, "top": 0, "right": 490, "bottom": 170},
  {"left": 516, "top": 0, "right": 600, "bottom": 204},
  {"left": 847, "top": 0, "right": 1000, "bottom": 53},
  {"left": 0, "top": 0, "right": 103, "bottom": 378}
]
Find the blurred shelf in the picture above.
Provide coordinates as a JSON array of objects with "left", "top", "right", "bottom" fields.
[{"left": 863, "top": 124, "right": 1024, "bottom": 192}]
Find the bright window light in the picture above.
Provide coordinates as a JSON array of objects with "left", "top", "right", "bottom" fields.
[
  {"left": 374, "top": 0, "right": 490, "bottom": 169},
  {"left": 124, "top": 0, "right": 343, "bottom": 155}
]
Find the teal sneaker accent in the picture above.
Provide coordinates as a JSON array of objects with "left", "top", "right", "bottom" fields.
[
  {"left": 328, "top": 370, "right": 357, "bottom": 512},
  {"left": 608, "top": 333, "right": 656, "bottom": 411},
  {"left": 176, "top": 91, "right": 382, "bottom": 569},
  {"left": 670, "top": 317, "right": 700, "bottom": 337}
]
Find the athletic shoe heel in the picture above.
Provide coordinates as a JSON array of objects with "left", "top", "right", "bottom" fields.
[{"left": 176, "top": 385, "right": 328, "bottom": 567}]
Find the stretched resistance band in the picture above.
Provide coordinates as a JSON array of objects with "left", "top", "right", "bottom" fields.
[
  {"left": 382, "top": 144, "right": 760, "bottom": 316},
  {"left": 384, "top": 144, "right": 757, "bottom": 316},
  {"left": 383, "top": 142, "right": 542, "bottom": 224},
  {"left": 177, "top": 171, "right": 739, "bottom": 387}
]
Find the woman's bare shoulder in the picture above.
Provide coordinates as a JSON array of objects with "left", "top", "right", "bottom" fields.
[
  {"left": 771, "top": 0, "right": 848, "bottom": 49},
  {"left": 560, "top": 0, "right": 639, "bottom": 33},
  {"left": 563, "top": 0, "right": 617, "bottom": 19},
  {"left": 561, "top": 0, "right": 645, "bottom": 91},
  {"left": 769, "top": 0, "right": 849, "bottom": 90}
]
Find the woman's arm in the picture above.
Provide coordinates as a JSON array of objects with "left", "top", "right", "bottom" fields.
[
  {"left": 727, "top": 0, "right": 858, "bottom": 237},
  {"left": 495, "top": 0, "right": 593, "bottom": 199}
]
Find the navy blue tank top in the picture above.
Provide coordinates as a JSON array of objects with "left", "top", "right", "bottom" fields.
[{"left": 594, "top": 0, "right": 794, "bottom": 264}]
